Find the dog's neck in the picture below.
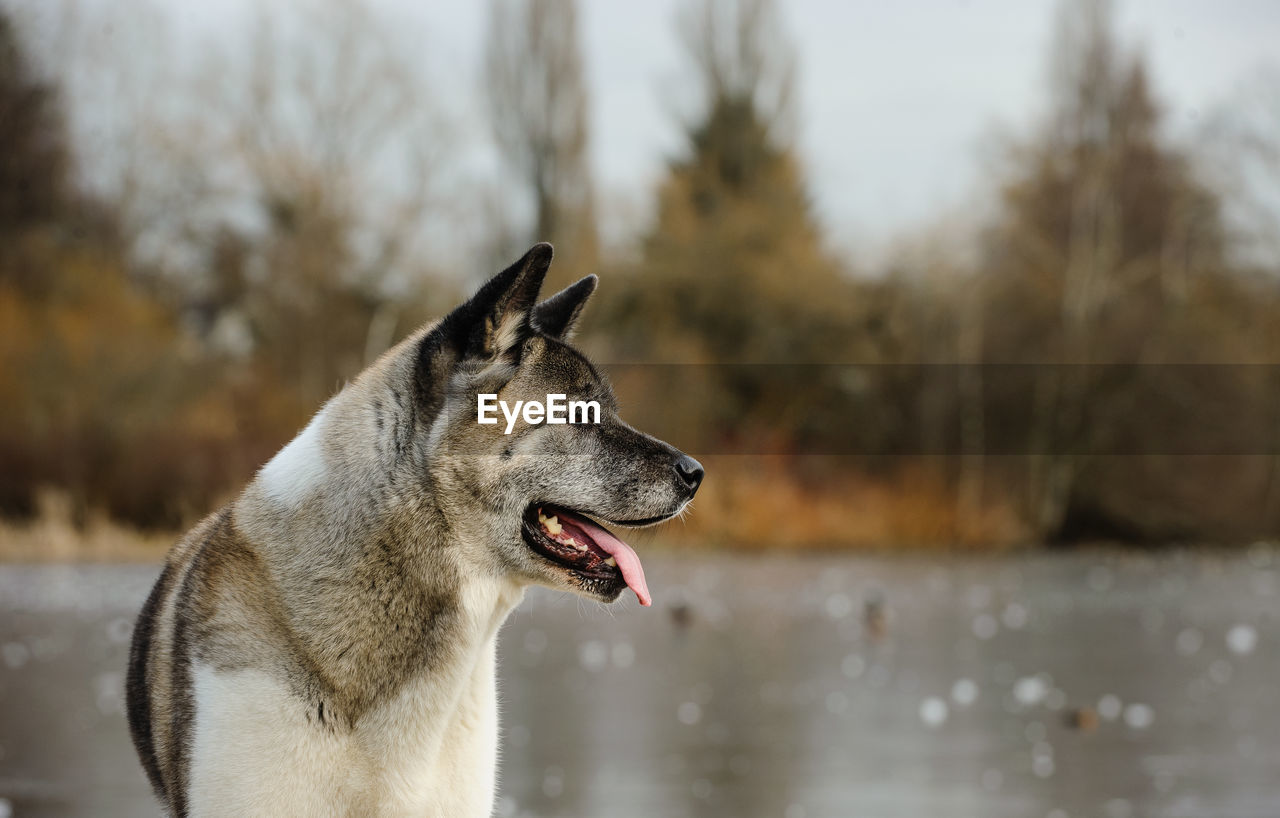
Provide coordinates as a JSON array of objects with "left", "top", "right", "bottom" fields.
[
  {"left": 234, "top": 335, "right": 525, "bottom": 733},
  {"left": 238, "top": 328, "right": 450, "bottom": 566}
]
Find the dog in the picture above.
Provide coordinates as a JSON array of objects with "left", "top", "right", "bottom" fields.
[{"left": 125, "top": 244, "right": 703, "bottom": 816}]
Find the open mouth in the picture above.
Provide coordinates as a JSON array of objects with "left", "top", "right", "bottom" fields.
[{"left": 521, "top": 504, "right": 653, "bottom": 607}]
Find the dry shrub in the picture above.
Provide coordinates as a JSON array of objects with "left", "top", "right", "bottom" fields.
[
  {"left": 667, "top": 456, "right": 1026, "bottom": 550},
  {"left": 0, "top": 489, "right": 174, "bottom": 561},
  {"left": 0, "top": 234, "right": 314, "bottom": 529}
]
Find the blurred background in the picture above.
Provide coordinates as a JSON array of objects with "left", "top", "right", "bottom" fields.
[{"left": 0, "top": 0, "right": 1278, "bottom": 815}]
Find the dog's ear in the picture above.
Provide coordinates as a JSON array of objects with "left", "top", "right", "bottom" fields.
[
  {"left": 449, "top": 243, "right": 552, "bottom": 362},
  {"left": 533, "top": 275, "right": 597, "bottom": 340}
]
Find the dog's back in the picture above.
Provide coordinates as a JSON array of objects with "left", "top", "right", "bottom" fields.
[
  {"left": 126, "top": 510, "right": 287, "bottom": 814},
  {"left": 127, "top": 510, "right": 220, "bottom": 810}
]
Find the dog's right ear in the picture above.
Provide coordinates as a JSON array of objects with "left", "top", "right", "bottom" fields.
[
  {"left": 533, "top": 275, "right": 597, "bottom": 340},
  {"left": 446, "top": 243, "right": 553, "bottom": 363}
]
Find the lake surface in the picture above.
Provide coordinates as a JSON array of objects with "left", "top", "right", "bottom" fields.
[{"left": 0, "top": 550, "right": 1276, "bottom": 817}]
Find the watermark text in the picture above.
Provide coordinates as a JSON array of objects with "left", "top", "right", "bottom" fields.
[{"left": 478, "top": 393, "right": 601, "bottom": 434}]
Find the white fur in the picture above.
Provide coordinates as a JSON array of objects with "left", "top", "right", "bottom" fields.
[
  {"left": 189, "top": 662, "right": 366, "bottom": 817},
  {"left": 257, "top": 411, "right": 327, "bottom": 507},
  {"left": 358, "top": 637, "right": 502, "bottom": 815},
  {"left": 189, "top": 577, "right": 523, "bottom": 817},
  {"left": 359, "top": 577, "right": 521, "bottom": 815},
  {"left": 493, "top": 312, "right": 524, "bottom": 355}
]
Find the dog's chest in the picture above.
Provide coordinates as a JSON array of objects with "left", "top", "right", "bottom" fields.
[
  {"left": 359, "top": 642, "right": 501, "bottom": 814},
  {"left": 357, "top": 578, "right": 523, "bottom": 814}
]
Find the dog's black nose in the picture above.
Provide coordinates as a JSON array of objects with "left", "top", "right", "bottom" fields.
[{"left": 674, "top": 454, "right": 704, "bottom": 492}]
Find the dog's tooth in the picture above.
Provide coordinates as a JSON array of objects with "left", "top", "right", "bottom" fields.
[
  {"left": 573, "top": 540, "right": 588, "bottom": 551},
  {"left": 604, "top": 556, "right": 617, "bottom": 567},
  {"left": 545, "top": 517, "right": 561, "bottom": 535}
]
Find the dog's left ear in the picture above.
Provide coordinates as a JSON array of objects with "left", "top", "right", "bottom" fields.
[
  {"left": 450, "top": 243, "right": 553, "bottom": 362},
  {"left": 533, "top": 274, "right": 597, "bottom": 340}
]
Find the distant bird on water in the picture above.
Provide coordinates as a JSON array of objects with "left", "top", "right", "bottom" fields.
[{"left": 864, "top": 591, "right": 887, "bottom": 641}]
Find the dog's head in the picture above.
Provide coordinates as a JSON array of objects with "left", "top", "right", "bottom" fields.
[{"left": 413, "top": 244, "right": 702, "bottom": 606}]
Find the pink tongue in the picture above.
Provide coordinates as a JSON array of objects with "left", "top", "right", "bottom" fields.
[{"left": 570, "top": 514, "right": 651, "bottom": 607}]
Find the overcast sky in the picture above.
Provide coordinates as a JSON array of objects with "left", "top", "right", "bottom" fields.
[
  {"left": 25, "top": 0, "right": 1280, "bottom": 262},
  {"left": 399, "top": 0, "right": 1280, "bottom": 255}
]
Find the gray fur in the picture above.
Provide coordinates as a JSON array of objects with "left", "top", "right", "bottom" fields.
[{"left": 126, "top": 244, "right": 702, "bottom": 816}]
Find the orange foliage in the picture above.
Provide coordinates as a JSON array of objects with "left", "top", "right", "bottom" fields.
[{"left": 666, "top": 456, "right": 1026, "bottom": 550}]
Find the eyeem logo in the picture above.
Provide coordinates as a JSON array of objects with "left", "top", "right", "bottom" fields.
[{"left": 477, "top": 394, "right": 601, "bottom": 435}]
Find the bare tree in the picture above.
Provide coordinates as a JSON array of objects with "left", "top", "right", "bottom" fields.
[
  {"left": 678, "top": 0, "right": 797, "bottom": 147},
  {"left": 1016, "top": 0, "right": 1130, "bottom": 537},
  {"left": 129, "top": 0, "right": 455, "bottom": 401},
  {"left": 1201, "top": 70, "right": 1280, "bottom": 519},
  {"left": 1202, "top": 68, "right": 1280, "bottom": 268},
  {"left": 987, "top": 0, "right": 1230, "bottom": 539},
  {"left": 484, "top": 0, "right": 596, "bottom": 280}
]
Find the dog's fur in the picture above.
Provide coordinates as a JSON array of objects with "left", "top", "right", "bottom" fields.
[{"left": 126, "top": 245, "right": 702, "bottom": 816}]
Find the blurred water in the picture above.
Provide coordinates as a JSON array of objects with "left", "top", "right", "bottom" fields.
[{"left": 0, "top": 550, "right": 1277, "bottom": 818}]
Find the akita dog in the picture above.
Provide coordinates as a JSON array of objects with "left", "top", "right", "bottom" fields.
[{"left": 125, "top": 244, "right": 703, "bottom": 816}]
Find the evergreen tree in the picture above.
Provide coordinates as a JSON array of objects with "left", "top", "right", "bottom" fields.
[
  {"left": 594, "top": 0, "right": 886, "bottom": 458},
  {"left": 607, "top": 0, "right": 854, "bottom": 367},
  {"left": 0, "top": 12, "right": 69, "bottom": 237},
  {"left": 485, "top": 0, "right": 597, "bottom": 288}
]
